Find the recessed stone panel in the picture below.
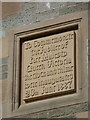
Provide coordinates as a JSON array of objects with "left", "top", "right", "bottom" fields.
[{"left": 21, "top": 31, "right": 76, "bottom": 103}]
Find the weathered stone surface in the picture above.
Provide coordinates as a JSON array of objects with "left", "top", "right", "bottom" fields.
[
  {"left": 2, "top": 3, "right": 88, "bottom": 29},
  {"left": 22, "top": 31, "right": 76, "bottom": 102},
  {"left": 14, "top": 102, "right": 89, "bottom": 118},
  {"left": 1, "top": 2, "right": 89, "bottom": 119},
  {"left": 0, "top": 57, "right": 8, "bottom": 80}
]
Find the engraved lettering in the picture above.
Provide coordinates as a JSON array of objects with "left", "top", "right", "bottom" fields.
[{"left": 22, "top": 31, "right": 76, "bottom": 101}]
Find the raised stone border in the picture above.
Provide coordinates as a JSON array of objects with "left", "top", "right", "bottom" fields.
[{"left": 14, "top": 102, "right": 89, "bottom": 118}]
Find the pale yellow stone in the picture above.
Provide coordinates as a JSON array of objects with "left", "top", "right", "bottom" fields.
[{"left": 22, "top": 31, "right": 76, "bottom": 102}]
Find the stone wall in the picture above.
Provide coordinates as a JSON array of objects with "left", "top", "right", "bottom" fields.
[{"left": 0, "top": 2, "right": 89, "bottom": 118}]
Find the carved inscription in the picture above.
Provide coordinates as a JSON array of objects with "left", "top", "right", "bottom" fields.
[{"left": 22, "top": 31, "right": 76, "bottom": 102}]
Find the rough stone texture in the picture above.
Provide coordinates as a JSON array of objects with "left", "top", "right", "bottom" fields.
[
  {"left": 2, "top": 2, "right": 88, "bottom": 29},
  {"left": 14, "top": 102, "right": 89, "bottom": 118},
  {"left": 1, "top": 2, "right": 89, "bottom": 118},
  {"left": 0, "top": 57, "right": 8, "bottom": 80},
  {"left": 1, "top": 2, "right": 88, "bottom": 79},
  {"left": 89, "top": 6, "right": 90, "bottom": 61},
  {"left": 1, "top": 2, "right": 89, "bottom": 80}
]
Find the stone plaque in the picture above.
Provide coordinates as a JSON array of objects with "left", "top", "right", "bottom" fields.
[{"left": 21, "top": 31, "right": 76, "bottom": 102}]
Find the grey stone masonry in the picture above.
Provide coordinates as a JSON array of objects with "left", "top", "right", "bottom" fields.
[
  {"left": 2, "top": 2, "right": 88, "bottom": 30},
  {"left": 0, "top": 57, "right": 8, "bottom": 80}
]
